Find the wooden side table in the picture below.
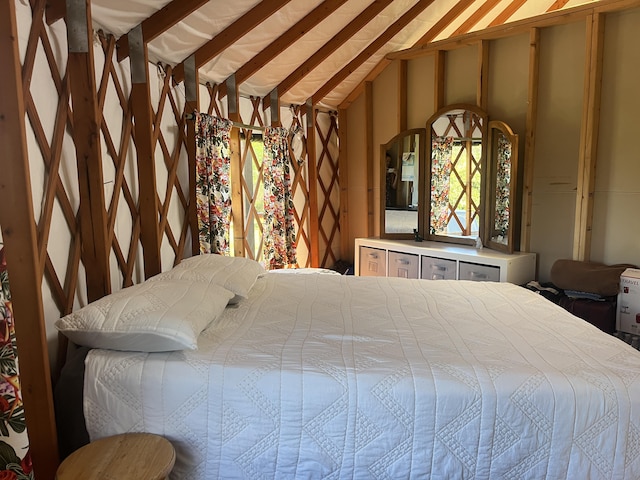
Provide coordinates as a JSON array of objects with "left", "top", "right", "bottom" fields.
[{"left": 56, "top": 432, "right": 176, "bottom": 480}]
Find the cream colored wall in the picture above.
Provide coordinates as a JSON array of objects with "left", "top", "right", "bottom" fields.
[
  {"left": 372, "top": 62, "right": 400, "bottom": 236},
  {"left": 444, "top": 46, "right": 477, "bottom": 105},
  {"left": 407, "top": 55, "right": 435, "bottom": 129},
  {"left": 591, "top": 8, "right": 640, "bottom": 268},
  {"left": 530, "top": 21, "right": 586, "bottom": 281},
  {"left": 343, "top": 8, "right": 640, "bottom": 278}
]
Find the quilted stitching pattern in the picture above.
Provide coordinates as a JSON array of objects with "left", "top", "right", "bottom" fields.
[{"left": 83, "top": 275, "right": 640, "bottom": 479}]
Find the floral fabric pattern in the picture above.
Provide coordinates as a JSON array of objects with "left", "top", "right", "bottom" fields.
[
  {"left": 494, "top": 133, "right": 512, "bottom": 238},
  {"left": 195, "top": 113, "right": 233, "bottom": 255},
  {"left": 0, "top": 249, "right": 33, "bottom": 480},
  {"left": 263, "top": 127, "right": 298, "bottom": 269},
  {"left": 430, "top": 136, "right": 453, "bottom": 234}
]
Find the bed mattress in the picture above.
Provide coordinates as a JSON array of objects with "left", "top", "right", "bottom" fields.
[{"left": 82, "top": 274, "right": 640, "bottom": 479}]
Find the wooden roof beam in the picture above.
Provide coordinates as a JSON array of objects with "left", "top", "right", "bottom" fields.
[
  {"left": 312, "top": 0, "right": 437, "bottom": 105},
  {"left": 117, "top": 0, "right": 208, "bottom": 61},
  {"left": 414, "top": 0, "right": 476, "bottom": 46},
  {"left": 452, "top": 0, "right": 502, "bottom": 36},
  {"left": 488, "top": 0, "right": 528, "bottom": 28},
  {"left": 387, "top": 0, "right": 640, "bottom": 60},
  {"left": 46, "top": 0, "right": 66, "bottom": 25},
  {"left": 218, "top": 0, "right": 348, "bottom": 100},
  {"left": 173, "top": 0, "right": 292, "bottom": 84},
  {"left": 264, "top": 0, "right": 397, "bottom": 105},
  {"left": 547, "top": 0, "right": 571, "bottom": 12}
]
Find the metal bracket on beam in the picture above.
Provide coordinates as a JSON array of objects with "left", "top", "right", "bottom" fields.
[
  {"left": 306, "top": 98, "right": 314, "bottom": 130},
  {"left": 128, "top": 25, "right": 147, "bottom": 84},
  {"left": 66, "top": 0, "right": 88, "bottom": 53},
  {"left": 270, "top": 88, "right": 279, "bottom": 125},
  {"left": 226, "top": 74, "right": 238, "bottom": 116},
  {"left": 184, "top": 55, "right": 198, "bottom": 103}
]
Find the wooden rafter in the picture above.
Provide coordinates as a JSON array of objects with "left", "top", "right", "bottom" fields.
[
  {"left": 488, "top": 0, "right": 528, "bottom": 28},
  {"left": 312, "top": 0, "right": 437, "bottom": 104},
  {"left": 415, "top": 0, "right": 475, "bottom": 46},
  {"left": 547, "top": 0, "right": 571, "bottom": 11},
  {"left": 266, "top": 0, "right": 396, "bottom": 104},
  {"left": 453, "top": 0, "right": 502, "bottom": 36},
  {"left": 218, "top": 0, "right": 348, "bottom": 100},
  {"left": 116, "top": 0, "right": 208, "bottom": 61},
  {"left": 173, "top": 0, "right": 292, "bottom": 84}
]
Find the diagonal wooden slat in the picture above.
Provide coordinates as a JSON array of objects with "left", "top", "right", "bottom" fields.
[{"left": 173, "top": 0, "right": 292, "bottom": 84}]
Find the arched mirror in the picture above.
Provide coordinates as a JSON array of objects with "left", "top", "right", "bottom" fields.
[
  {"left": 380, "top": 128, "right": 426, "bottom": 239},
  {"left": 425, "top": 104, "right": 487, "bottom": 245},
  {"left": 485, "top": 120, "right": 519, "bottom": 253}
]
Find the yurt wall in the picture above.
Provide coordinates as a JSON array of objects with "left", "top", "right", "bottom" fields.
[
  {"left": 1, "top": 2, "right": 340, "bottom": 477},
  {"left": 343, "top": 4, "right": 640, "bottom": 281}
]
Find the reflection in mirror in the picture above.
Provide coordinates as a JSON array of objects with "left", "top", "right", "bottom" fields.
[
  {"left": 486, "top": 120, "right": 519, "bottom": 253},
  {"left": 380, "top": 128, "right": 426, "bottom": 239},
  {"left": 426, "top": 105, "right": 487, "bottom": 245}
]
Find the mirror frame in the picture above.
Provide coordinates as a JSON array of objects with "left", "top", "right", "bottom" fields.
[
  {"left": 424, "top": 104, "right": 488, "bottom": 246},
  {"left": 484, "top": 120, "right": 519, "bottom": 253},
  {"left": 380, "top": 128, "right": 426, "bottom": 240}
]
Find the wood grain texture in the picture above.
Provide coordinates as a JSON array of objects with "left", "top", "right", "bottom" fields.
[{"left": 56, "top": 433, "right": 175, "bottom": 480}]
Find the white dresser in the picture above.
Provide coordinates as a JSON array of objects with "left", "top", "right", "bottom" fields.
[{"left": 355, "top": 237, "right": 536, "bottom": 285}]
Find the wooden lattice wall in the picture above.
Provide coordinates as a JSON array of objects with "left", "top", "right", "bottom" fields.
[{"left": 0, "top": 2, "right": 342, "bottom": 477}]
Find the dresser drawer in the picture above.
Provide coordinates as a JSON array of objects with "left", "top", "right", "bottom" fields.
[
  {"left": 388, "top": 251, "right": 419, "bottom": 279},
  {"left": 359, "top": 247, "right": 386, "bottom": 276},
  {"left": 421, "top": 256, "right": 456, "bottom": 280},
  {"left": 459, "top": 262, "right": 500, "bottom": 282}
]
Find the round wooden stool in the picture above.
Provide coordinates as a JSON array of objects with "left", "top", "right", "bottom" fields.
[{"left": 56, "top": 432, "right": 176, "bottom": 480}]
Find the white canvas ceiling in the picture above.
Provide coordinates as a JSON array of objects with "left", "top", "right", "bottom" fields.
[{"left": 89, "top": 0, "right": 600, "bottom": 109}]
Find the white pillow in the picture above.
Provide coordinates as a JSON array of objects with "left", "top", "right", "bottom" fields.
[
  {"left": 153, "top": 254, "right": 265, "bottom": 303},
  {"left": 55, "top": 280, "right": 234, "bottom": 352}
]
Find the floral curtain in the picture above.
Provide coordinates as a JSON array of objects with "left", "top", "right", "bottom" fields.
[
  {"left": 263, "top": 127, "right": 298, "bottom": 269},
  {"left": 195, "top": 113, "right": 233, "bottom": 255},
  {"left": 430, "top": 136, "right": 453, "bottom": 234},
  {"left": 494, "top": 133, "right": 512, "bottom": 238},
  {"left": 0, "top": 248, "right": 32, "bottom": 480}
]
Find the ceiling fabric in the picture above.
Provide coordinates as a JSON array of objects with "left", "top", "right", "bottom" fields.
[{"left": 90, "top": 0, "right": 599, "bottom": 109}]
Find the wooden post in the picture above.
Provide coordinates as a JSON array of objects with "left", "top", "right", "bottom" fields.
[
  {"left": 0, "top": 2, "right": 59, "bottom": 477},
  {"left": 573, "top": 13, "right": 605, "bottom": 261},
  {"left": 477, "top": 40, "right": 489, "bottom": 111},
  {"left": 227, "top": 75, "right": 245, "bottom": 257},
  {"left": 306, "top": 99, "right": 320, "bottom": 267},
  {"left": 66, "top": 0, "right": 110, "bottom": 300},
  {"left": 365, "top": 81, "right": 374, "bottom": 237},
  {"left": 338, "top": 108, "right": 350, "bottom": 261},
  {"left": 521, "top": 28, "right": 540, "bottom": 253},
  {"left": 434, "top": 50, "right": 445, "bottom": 110},
  {"left": 398, "top": 60, "right": 407, "bottom": 132},
  {"left": 129, "top": 25, "right": 161, "bottom": 277},
  {"left": 184, "top": 54, "right": 200, "bottom": 257}
]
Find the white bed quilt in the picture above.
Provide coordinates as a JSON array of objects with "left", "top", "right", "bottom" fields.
[{"left": 83, "top": 274, "right": 640, "bottom": 479}]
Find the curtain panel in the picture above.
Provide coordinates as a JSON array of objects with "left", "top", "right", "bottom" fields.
[
  {"left": 195, "top": 113, "right": 233, "bottom": 255},
  {"left": 263, "top": 127, "right": 298, "bottom": 269},
  {"left": 0, "top": 248, "right": 33, "bottom": 479},
  {"left": 430, "top": 136, "right": 453, "bottom": 235}
]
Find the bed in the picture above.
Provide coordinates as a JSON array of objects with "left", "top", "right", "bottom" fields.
[{"left": 55, "top": 255, "right": 640, "bottom": 479}]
